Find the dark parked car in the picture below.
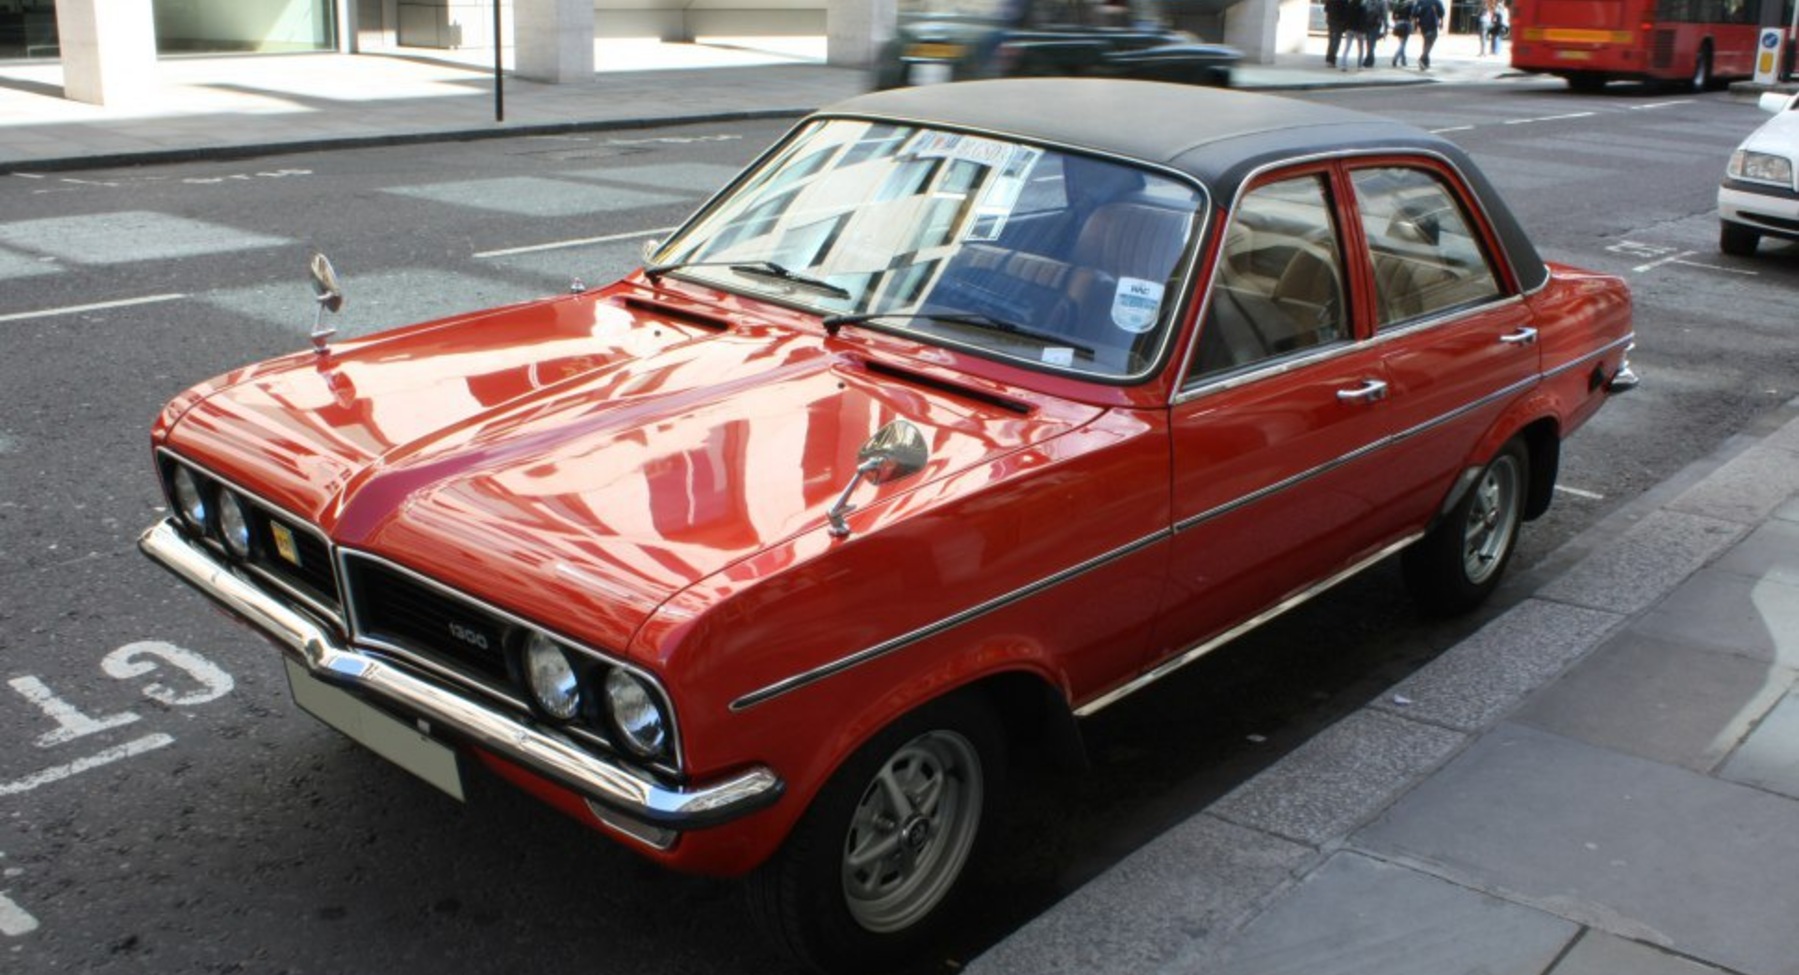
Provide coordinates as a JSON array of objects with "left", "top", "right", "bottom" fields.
[{"left": 874, "top": 0, "right": 1240, "bottom": 88}]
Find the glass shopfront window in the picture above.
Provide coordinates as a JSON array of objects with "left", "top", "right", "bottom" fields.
[{"left": 1, "top": 0, "right": 337, "bottom": 60}]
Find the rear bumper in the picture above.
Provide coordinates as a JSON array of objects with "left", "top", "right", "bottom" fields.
[{"left": 138, "top": 519, "right": 782, "bottom": 832}]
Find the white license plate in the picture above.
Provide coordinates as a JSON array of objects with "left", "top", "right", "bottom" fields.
[
  {"left": 910, "top": 62, "right": 954, "bottom": 85},
  {"left": 285, "top": 658, "right": 465, "bottom": 801}
]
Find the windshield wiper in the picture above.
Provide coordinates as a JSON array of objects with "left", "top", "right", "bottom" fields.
[
  {"left": 643, "top": 258, "right": 851, "bottom": 300},
  {"left": 822, "top": 311, "right": 1095, "bottom": 358}
]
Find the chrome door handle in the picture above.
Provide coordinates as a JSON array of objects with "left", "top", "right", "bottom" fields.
[
  {"left": 1336, "top": 379, "right": 1389, "bottom": 403},
  {"left": 1500, "top": 327, "right": 1539, "bottom": 346}
]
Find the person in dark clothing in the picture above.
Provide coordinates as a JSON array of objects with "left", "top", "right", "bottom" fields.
[
  {"left": 1389, "top": 0, "right": 1414, "bottom": 66},
  {"left": 1413, "top": 0, "right": 1444, "bottom": 69},
  {"left": 1360, "top": 0, "right": 1389, "bottom": 68},
  {"left": 1324, "top": 0, "right": 1351, "bottom": 67}
]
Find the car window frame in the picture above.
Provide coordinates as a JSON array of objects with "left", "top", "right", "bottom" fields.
[{"left": 1173, "top": 150, "right": 1527, "bottom": 403}]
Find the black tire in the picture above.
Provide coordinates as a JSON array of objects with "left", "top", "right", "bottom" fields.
[
  {"left": 748, "top": 694, "right": 1004, "bottom": 974},
  {"left": 1403, "top": 440, "right": 1529, "bottom": 616},
  {"left": 1565, "top": 71, "right": 1606, "bottom": 93},
  {"left": 1690, "top": 45, "right": 1712, "bottom": 92},
  {"left": 1720, "top": 220, "right": 1760, "bottom": 257}
]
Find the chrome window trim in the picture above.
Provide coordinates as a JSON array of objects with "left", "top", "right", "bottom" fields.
[
  {"left": 728, "top": 528, "right": 1173, "bottom": 711},
  {"left": 155, "top": 447, "right": 345, "bottom": 629},
  {"left": 1173, "top": 147, "right": 1541, "bottom": 395},
  {"left": 337, "top": 547, "right": 685, "bottom": 776},
  {"left": 652, "top": 113, "right": 1217, "bottom": 387}
]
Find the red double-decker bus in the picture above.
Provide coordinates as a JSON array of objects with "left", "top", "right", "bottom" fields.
[{"left": 1510, "top": 0, "right": 1793, "bottom": 90}]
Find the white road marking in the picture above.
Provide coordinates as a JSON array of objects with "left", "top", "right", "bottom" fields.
[
  {"left": 8, "top": 676, "right": 140, "bottom": 748},
  {"left": 1630, "top": 101, "right": 1691, "bottom": 110},
  {"left": 0, "top": 890, "right": 39, "bottom": 937},
  {"left": 1554, "top": 484, "right": 1606, "bottom": 500},
  {"left": 1430, "top": 125, "right": 1476, "bottom": 134},
  {"left": 473, "top": 226, "right": 675, "bottom": 259},
  {"left": 0, "top": 293, "right": 185, "bottom": 324},
  {"left": 0, "top": 734, "right": 175, "bottom": 797},
  {"left": 1504, "top": 112, "right": 1596, "bottom": 125}
]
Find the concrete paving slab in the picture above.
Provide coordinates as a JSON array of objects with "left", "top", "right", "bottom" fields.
[
  {"left": 1548, "top": 932, "right": 1735, "bottom": 975},
  {"left": 1373, "top": 599, "right": 1623, "bottom": 732},
  {"left": 964, "top": 814, "right": 1313, "bottom": 975},
  {"left": 1193, "top": 852, "right": 1578, "bottom": 975},
  {"left": 1666, "top": 443, "right": 1799, "bottom": 526},
  {"left": 1512, "top": 631, "right": 1789, "bottom": 773},
  {"left": 1356, "top": 723, "right": 1799, "bottom": 975},
  {"left": 1629, "top": 568, "right": 1799, "bottom": 668},
  {"left": 1538, "top": 509, "right": 1747, "bottom": 615},
  {"left": 1720, "top": 689, "right": 1799, "bottom": 801},
  {"left": 1710, "top": 519, "right": 1799, "bottom": 588},
  {"left": 1209, "top": 709, "right": 1465, "bottom": 846}
]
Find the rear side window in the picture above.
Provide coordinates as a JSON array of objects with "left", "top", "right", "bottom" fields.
[
  {"left": 1351, "top": 168, "right": 1502, "bottom": 328},
  {"left": 1190, "top": 174, "right": 1348, "bottom": 381}
]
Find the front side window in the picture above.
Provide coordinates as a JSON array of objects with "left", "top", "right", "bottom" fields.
[
  {"left": 1351, "top": 167, "right": 1502, "bottom": 328},
  {"left": 1190, "top": 174, "right": 1348, "bottom": 381},
  {"left": 653, "top": 118, "right": 1203, "bottom": 380}
]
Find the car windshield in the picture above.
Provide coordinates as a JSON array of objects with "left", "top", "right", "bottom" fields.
[
  {"left": 651, "top": 118, "right": 1203, "bottom": 380},
  {"left": 897, "top": 0, "right": 1022, "bottom": 21}
]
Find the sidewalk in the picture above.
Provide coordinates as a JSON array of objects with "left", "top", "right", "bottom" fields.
[
  {"left": 969, "top": 400, "right": 1799, "bottom": 975},
  {"left": 0, "top": 32, "right": 1510, "bottom": 173}
]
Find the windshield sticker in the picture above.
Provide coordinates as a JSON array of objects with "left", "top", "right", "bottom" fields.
[
  {"left": 1042, "top": 347, "right": 1076, "bottom": 367},
  {"left": 1112, "top": 278, "right": 1164, "bottom": 333}
]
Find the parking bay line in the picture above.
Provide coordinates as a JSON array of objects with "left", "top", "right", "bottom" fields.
[
  {"left": 0, "top": 293, "right": 186, "bottom": 324},
  {"left": 474, "top": 227, "right": 675, "bottom": 259},
  {"left": 0, "top": 733, "right": 175, "bottom": 797}
]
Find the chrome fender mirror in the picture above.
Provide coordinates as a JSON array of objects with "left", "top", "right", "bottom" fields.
[
  {"left": 308, "top": 252, "right": 345, "bottom": 355},
  {"left": 826, "top": 420, "right": 929, "bottom": 538}
]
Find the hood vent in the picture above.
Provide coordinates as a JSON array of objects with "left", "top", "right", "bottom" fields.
[
  {"left": 862, "top": 360, "right": 1033, "bottom": 416},
  {"left": 622, "top": 295, "right": 733, "bottom": 332}
]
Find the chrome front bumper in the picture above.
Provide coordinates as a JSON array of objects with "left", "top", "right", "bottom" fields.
[{"left": 139, "top": 519, "right": 782, "bottom": 831}]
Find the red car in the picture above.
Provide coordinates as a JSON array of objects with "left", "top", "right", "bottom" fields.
[{"left": 141, "top": 79, "right": 1635, "bottom": 973}]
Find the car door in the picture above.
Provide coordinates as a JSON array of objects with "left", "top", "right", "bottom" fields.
[
  {"left": 1344, "top": 161, "right": 1540, "bottom": 527},
  {"left": 1150, "top": 165, "right": 1407, "bottom": 670}
]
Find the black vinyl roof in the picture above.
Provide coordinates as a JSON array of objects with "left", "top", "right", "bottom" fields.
[{"left": 826, "top": 79, "right": 1548, "bottom": 291}]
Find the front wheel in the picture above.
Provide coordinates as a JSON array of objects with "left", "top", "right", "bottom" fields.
[
  {"left": 1403, "top": 440, "right": 1528, "bottom": 616},
  {"left": 1720, "top": 220, "right": 1761, "bottom": 257},
  {"left": 749, "top": 695, "right": 1004, "bottom": 974}
]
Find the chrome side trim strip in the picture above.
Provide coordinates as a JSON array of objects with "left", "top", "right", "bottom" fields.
[
  {"left": 140, "top": 520, "right": 782, "bottom": 830},
  {"left": 729, "top": 528, "right": 1173, "bottom": 711},
  {"left": 1074, "top": 532, "right": 1424, "bottom": 717}
]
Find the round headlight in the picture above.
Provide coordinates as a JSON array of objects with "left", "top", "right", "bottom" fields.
[
  {"left": 171, "top": 466, "right": 209, "bottom": 531},
  {"left": 218, "top": 490, "right": 254, "bottom": 560},
  {"left": 604, "top": 669, "right": 668, "bottom": 759},
  {"left": 523, "top": 632, "right": 582, "bottom": 721}
]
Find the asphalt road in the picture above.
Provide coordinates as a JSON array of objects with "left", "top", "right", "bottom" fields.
[{"left": 1, "top": 77, "right": 1795, "bottom": 975}]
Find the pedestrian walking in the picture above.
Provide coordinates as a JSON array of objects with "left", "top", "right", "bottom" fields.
[
  {"left": 1485, "top": 0, "right": 1507, "bottom": 55},
  {"left": 1342, "top": 0, "right": 1368, "bottom": 70},
  {"left": 1361, "top": 0, "right": 1389, "bottom": 68},
  {"left": 1390, "top": 0, "right": 1414, "bottom": 66},
  {"left": 1324, "top": 0, "right": 1351, "bottom": 66},
  {"left": 1413, "top": 0, "right": 1444, "bottom": 69}
]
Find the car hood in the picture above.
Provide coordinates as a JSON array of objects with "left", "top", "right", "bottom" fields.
[
  {"left": 162, "top": 286, "right": 1102, "bottom": 650},
  {"left": 1743, "top": 108, "right": 1799, "bottom": 156}
]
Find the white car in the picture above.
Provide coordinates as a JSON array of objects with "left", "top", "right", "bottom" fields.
[{"left": 1719, "top": 90, "right": 1799, "bottom": 257}]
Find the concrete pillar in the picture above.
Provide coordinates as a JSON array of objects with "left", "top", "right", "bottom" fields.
[
  {"left": 826, "top": 0, "right": 893, "bottom": 69},
  {"left": 54, "top": 0, "right": 158, "bottom": 106},
  {"left": 514, "top": 0, "right": 594, "bottom": 82},
  {"left": 1223, "top": 0, "right": 1289, "bottom": 64}
]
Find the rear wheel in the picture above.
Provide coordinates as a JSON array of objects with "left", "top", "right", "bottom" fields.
[
  {"left": 749, "top": 694, "right": 1003, "bottom": 974},
  {"left": 1403, "top": 440, "right": 1528, "bottom": 615},
  {"left": 1690, "top": 44, "right": 1713, "bottom": 91},
  {"left": 1565, "top": 71, "right": 1606, "bottom": 92},
  {"left": 1720, "top": 220, "right": 1761, "bottom": 257}
]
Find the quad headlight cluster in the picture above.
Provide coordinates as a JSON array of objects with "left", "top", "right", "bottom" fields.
[
  {"left": 514, "top": 629, "right": 671, "bottom": 760},
  {"left": 168, "top": 462, "right": 259, "bottom": 561}
]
